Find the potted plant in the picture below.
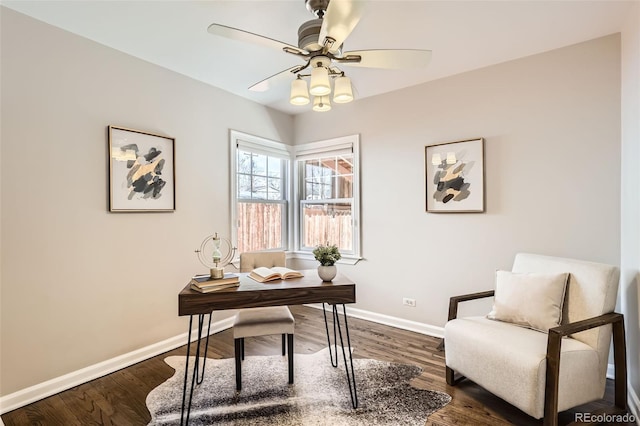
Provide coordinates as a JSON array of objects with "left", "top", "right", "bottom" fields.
[{"left": 313, "top": 243, "right": 341, "bottom": 281}]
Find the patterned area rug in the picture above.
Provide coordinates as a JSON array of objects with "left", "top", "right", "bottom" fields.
[{"left": 146, "top": 347, "right": 451, "bottom": 425}]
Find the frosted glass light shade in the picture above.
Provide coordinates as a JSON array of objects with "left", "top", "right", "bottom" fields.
[
  {"left": 290, "top": 78, "right": 310, "bottom": 105},
  {"left": 312, "top": 95, "right": 331, "bottom": 112},
  {"left": 333, "top": 75, "right": 353, "bottom": 103},
  {"left": 309, "top": 67, "right": 331, "bottom": 96}
]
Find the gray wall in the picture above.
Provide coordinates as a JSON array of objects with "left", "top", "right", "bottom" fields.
[
  {"left": 620, "top": 1, "right": 640, "bottom": 413},
  {"left": 0, "top": 7, "right": 293, "bottom": 395},
  {"left": 294, "top": 34, "right": 621, "bottom": 325}
]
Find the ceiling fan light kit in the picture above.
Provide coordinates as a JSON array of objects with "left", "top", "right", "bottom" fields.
[
  {"left": 309, "top": 66, "right": 331, "bottom": 96},
  {"left": 290, "top": 67, "right": 353, "bottom": 111},
  {"left": 207, "top": 0, "right": 432, "bottom": 112},
  {"left": 290, "top": 77, "right": 311, "bottom": 105},
  {"left": 333, "top": 75, "right": 353, "bottom": 103},
  {"left": 313, "top": 95, "right": 332, "bottom": 112}
]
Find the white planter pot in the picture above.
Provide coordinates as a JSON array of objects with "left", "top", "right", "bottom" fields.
[{"left": 317, "top": 265, "right": 337, "bottom": 282}]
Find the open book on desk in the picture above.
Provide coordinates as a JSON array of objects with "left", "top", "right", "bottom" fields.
[{"left": 249, "top": 267, "right": 304, "bottom": 283}]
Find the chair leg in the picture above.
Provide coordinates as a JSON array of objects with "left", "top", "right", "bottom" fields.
[
  {"left": 287, "top": 333, "right": 294, "bottom": 384},
  {"left": 282, "top": 333, "right": 286, "bottom": 356},
  {"left": 612, "top": 314, "right": 628, "bottom": 410},
  {"left": 446, "top": 366, "right": 455, "bottom": 386},
  {"left": 240, "top": 338, "right": 245, "bottom": 360},
  {"left": 234, "top": 338, "right": 242, "bottom": 391}
]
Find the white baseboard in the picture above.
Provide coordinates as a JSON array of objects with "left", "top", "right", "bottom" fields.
[
  {"left": 304, "top": 303, "right": 445, "bottom": 338},
  {"left": 608, "top": 364, "right": 615, "bottom": 379},
  {"left": 0, "top": 316, "right": 234, "bottom": 415},
  {"left": 628, "top": 384, "right": 640, "bottom": 423}
]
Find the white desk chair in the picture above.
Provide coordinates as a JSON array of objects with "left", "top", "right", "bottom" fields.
[{"left": 234, "top": 251, "right": 294, "bottom": 391}]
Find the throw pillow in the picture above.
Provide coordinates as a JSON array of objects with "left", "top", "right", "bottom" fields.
[{"left": 487, "top": 270, "right": 569, "bottom": 332}]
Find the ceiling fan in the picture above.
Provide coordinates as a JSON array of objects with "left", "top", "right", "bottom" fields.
[{"left": 207, "top": 0, "right": 432, "bottom": 111}]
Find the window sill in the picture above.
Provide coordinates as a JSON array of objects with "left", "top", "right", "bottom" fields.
[{"left": 288, "top": 251, "right": 362, "bottom": 265}]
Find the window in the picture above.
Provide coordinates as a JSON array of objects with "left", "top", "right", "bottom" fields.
[
  {"left": 230, "top": 131, "right": 361, "bottom": 262},
  {"left": 294, "top": 135, "right": 360, "bottom": 259},
  {"left": 230, "top": 131, "right": 290, "bottom": 253}
]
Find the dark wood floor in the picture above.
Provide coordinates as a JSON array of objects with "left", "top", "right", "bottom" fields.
[{"left": 2, "top": 305, "right": 634, "bottom": 425}]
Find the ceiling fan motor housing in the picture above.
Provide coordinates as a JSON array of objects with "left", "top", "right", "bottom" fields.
[
  {"left": 298, "top": 19, "right": 343, "bottom": 55},
  {"left": 298, "top": 19, "right": 323, "bottom": 51}
]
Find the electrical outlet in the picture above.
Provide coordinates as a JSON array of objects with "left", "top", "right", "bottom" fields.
[{"left": 403, "top": 297, "right": 416, "bottom": 307}]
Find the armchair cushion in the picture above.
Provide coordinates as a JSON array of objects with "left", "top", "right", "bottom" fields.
[
  {"left": 487, "top": 271, "right": 568, "bottom": 332},
  {"left": 445, "top": 316, "right": 604, "bottom": 419}
]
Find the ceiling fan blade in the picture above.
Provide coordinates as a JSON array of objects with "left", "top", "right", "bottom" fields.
[
  {"left": 339, "top": 49, "right": 432, "bottom": 69},
  {"left": 208, "top": 23, "right": 308, "bottom": 56},
  {"left": 318, "top": 0, "right": 365, "bottom": 53},
  {"left": 249, "top": 66, "right": 303, "bottom": 92}
]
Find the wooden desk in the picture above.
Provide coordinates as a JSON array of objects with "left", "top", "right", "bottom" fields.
[
  {"left": 178, "top": 270, "right": 358, "bottom": 425},
  {"left": 179, "top": 271, "right": 356, "bottom": 315}
]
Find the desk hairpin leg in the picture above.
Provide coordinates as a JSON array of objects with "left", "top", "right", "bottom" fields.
[
  {"left": 180, "top": 313, "right": 213, "bottom": 426},
  {"left": 322, "top": 304, "right": 339, "bottom": 367},
  {"left": 322, "top": 303, "right": 358, "bottom": 409},
  {"left": 195, "top": 314, "right": 213, "bottom": 384}
]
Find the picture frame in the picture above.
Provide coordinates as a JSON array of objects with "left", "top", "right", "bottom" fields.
[
  {"left": 425, "top": 138, "right": 485, "bottom": 213},
  {"left": 108, "top": 125, "right": 175, "bottom": 212}
]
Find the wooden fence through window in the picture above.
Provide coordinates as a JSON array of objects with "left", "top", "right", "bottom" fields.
[{"left": 238, "top": 202, "right": 352, "bottom": 253}]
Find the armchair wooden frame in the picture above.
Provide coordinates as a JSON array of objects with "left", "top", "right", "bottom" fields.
[{"left": 445, "top": 290, "right": 628, "bottom": 426}]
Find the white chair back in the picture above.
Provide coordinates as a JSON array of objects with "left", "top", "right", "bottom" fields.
[
  {"left": 512, "top": 253, "right": 619, "bottom": 379},
  {"left": 239, "top": 251, "right": 286, "bottom": 272}
]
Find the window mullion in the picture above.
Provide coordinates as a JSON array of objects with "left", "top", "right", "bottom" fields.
[{"left": 300, "top": 198, "right": 352, "bottom": 204}]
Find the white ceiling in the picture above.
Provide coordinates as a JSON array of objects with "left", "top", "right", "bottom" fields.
[{"left": 2, "top": 0, "right": 635, "bottom": 115}]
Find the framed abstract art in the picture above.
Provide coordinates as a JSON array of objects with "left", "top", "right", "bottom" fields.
[
  {"left": 108, "top": 125, "right": 175, "bottom": 212},
  {"left": 425, "top": 138, "right": 485, "bottom": 213}
]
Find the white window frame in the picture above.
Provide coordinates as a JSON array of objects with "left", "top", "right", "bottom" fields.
[
  {"left": 293, "top": 134, "right": 361, "bottom": 265},
  {"left": 230, "top": 130, "right": 292, "bottom": 254}
]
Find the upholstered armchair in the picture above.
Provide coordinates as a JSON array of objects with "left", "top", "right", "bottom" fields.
[{"left": 444, "top": 253, "right": 627, "bottom": 426}]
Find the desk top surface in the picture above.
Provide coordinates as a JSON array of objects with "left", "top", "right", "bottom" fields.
[{"left": 178, "top": 270, "right": 356, "bottom": 316}]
